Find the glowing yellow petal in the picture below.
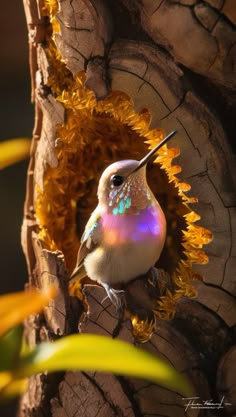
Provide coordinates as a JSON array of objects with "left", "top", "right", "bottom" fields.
[{"left": 184, "top": 211, "right": 200, "bottom": 223}]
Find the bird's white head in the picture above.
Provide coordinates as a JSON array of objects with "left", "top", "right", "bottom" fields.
[{"left": 97, "top": 131, "right": 177, "bottom": 215}]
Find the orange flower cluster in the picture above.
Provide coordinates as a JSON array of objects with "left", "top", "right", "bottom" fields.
[{"left": 35, "top": 0, "right": 213, "bottom": 328}]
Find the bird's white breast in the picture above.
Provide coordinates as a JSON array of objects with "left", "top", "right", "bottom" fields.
[
  {"left": 84, "top": 204, "right": 166, "bottom": 285},
  {"left": 84, "top": 236, "right": 164, "bottom": 285}
]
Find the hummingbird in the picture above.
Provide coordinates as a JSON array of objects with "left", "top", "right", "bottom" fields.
[{"left": 70, "top": 131, "right": 177, "bottom": 306}]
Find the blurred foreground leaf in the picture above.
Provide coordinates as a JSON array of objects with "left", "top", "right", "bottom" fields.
[
  {"left": 0, "top": 138, "right": 31, "bottom": 169},
  {"left": 0, "top": 287, "right": 57, "bottom": 337},
  {"left": 0, "top": 326, "right": 23, "bottom": 372},
  {"left": 0, "top": 290, "right": 192, "bottom": 401},
  {"left": 0, "top": 375, "right": 28, "bottom": 400},
  {"left": 19, "top": 334, "right": 191, "bottom": 395}
]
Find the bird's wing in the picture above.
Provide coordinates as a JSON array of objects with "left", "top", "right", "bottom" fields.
[{"left": 70, "top": 208, "right": 102, "bottom": 281}]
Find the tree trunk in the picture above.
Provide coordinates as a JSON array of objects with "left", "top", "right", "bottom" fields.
[{"left": 20, "top": 1, "right": 236, "bottom": 416}]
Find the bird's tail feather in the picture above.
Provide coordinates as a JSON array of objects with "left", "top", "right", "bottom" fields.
[{"left": 70, "top": 263, "right": 87, "bottom": 283}]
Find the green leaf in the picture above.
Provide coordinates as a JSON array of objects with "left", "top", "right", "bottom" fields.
[
  {"left": 0, "top": 326, "right": 23, "bottom": 372},
  {"left": 18, "top": 334, "right": 191, "bottom": 395}
]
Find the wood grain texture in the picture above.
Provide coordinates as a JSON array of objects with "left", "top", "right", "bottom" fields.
[
  {"left": 54, "top": 0, "right": 112, "bottom": 75},
  {"left": 139, "top": 0, "right": 236, "bottom": 90}
]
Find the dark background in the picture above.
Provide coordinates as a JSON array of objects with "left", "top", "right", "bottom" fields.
[
  {"left": 0, "top": 2, "right": 34, "bottom": 295},
  {"left": 0, "top": 3, "right": 33, "bottom": 415}
]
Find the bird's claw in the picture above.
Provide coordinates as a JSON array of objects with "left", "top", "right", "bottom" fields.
[
  {"left": 102, "top": 283, "right": 125, "bottom": 314},
  {"left": 150, "top": 267, "right": 160, "bottom": 283}
]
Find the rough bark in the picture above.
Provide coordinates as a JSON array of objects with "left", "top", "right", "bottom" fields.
[{"left": 20, "top": 1, "right": 236, "bottom": 417}]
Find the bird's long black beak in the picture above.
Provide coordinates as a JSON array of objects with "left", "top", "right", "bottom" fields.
[{"left": 131, "top": 130, "right": 177, "bottom": 174}]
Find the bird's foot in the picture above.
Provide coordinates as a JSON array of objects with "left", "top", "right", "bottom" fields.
[
  {"left": 149, "top": 267, "right": 160, "bottom": 283},
  {"left": 102, "top": 283, "right": 125, "bottom": 314}
]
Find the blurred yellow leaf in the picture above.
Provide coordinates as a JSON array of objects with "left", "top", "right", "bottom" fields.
[
  {"left": 0, "top": 375, "right": 28, "bottom": 400},
  {"left": 0, "top": 372, "right": 12, "bottom": 391},
  {"left": 0, "top": 287, "right": 57, "bottom": 337},
  {"left": 19, "top": 334, "right": 192, "bottom": 395},
  {"left": 0, "top": 138, "right": 31, "bottom": 169}
]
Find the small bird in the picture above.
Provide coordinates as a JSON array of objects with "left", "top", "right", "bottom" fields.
[{"left": 70, "top": 130, "right": 177, "bottom": 305}]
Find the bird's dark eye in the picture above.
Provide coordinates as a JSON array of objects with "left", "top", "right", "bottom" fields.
[{"left": 111, "top": 175, "right": 124, "bottom": 187}]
